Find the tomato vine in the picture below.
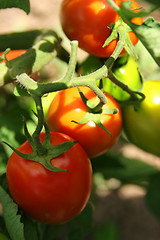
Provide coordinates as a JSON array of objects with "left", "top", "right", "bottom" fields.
[{"left": 0, "top": 0, "right": 160, "bottom": 239}]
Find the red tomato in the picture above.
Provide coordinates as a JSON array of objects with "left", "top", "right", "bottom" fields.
[
  {"left": 47, "top": 87, "right": 122, "bottom": 158},
  {"left": 0, "top": 49, "right": 26, "bottom": 63},
  {"left": 60, "top": 0, "right": 142, "bottom": 58},
  {"left": 7, "top": 132, "right": 92, "bottom": 224}
]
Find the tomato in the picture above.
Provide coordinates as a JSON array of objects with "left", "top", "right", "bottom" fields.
[
  {"left": 60, "top": 0, "right": 143, "bottom": 58},
  {"left": 102, "top": 56, "right": 143, "bottom": 101},
  {"left": 6, "top": 132, "right": 92, "bottom": 224},
  {"left": 47, "top": 87, "right": 122, "bottom": 158},
  {"left": 123, "top": 80, "right": 160, "bottom": 156},
  {"left": 0, "top": 49, "right": 26, "bottom": 63}
]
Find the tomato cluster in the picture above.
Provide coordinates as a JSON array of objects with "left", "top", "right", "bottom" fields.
[
  {"left": 7, "top": 85, "right": 123, "bottom": 224},
  {"left": 6, "top": 0, "right": 159, "bottom": 228}
]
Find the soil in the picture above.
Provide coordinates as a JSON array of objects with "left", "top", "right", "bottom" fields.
[{"left": 0, "top": 1, "right": 160, "bottom": 239}]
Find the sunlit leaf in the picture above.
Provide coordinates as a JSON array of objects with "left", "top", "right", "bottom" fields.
[{"left": 0, "top": 186, "right": 25, "bottom": 240}]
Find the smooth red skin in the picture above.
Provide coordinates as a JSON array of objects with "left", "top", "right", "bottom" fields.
[
  {"left": 0, "top": 49, "right": 26, "bottom": 62},
  {"left": 47, "top": 87, "right": 122, "bottom": 158},
  {"left": 7, "top": 132, "right": 92, "bottom": 224},
  {"left": 60, "top": 0, "right": 143, "bottom": 58}
]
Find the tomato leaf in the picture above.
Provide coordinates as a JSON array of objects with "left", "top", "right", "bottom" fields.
[
  {"left": 67, "top": 202, "right": 93, "bottom": 240},
  {"left": 131, "top": 17, "right": 160, "bottom": 66},
  {"left": 0, "top": 186, "right": 25, "bottom": 240},
  {"left": 118, "top": 2, "right": 160, "bottom": 65},
  {"left": 21, "top": 215, "right": 38, "bottom": 240},
  {"left": 92, "top": 150, "right": 158, "bottom": 183},
  {"left": 40, "top": 224, "right": 61, "bottom": 240},
  {"left": 146, "top": 173, "right": 160, "bottom": 219},
  {"left": 93, "top": 221, "right": 119, "bottom": 240},
  {"left": 143, "top": 0, "right": 160, "bottom": 6},
  {"left": 0, "top": 0, "right": 30, "bottom": 14}
]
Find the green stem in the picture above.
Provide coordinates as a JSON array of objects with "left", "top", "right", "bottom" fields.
[
  {"left": 32, "top": 95, "right": 47, "bottom": 156},
  {"left": 60, "top": 41, "right": 78, "bottom": 83},
  {"left": 105, "top": 30, "right": 126, "bottom": 69},
  {"left": 108, "top": 70, "right": 145, "bottom": 102},
  {"left": 17, "top": 33, "right": 125, "bottom": 105},
  {"left": 92, "top": 100, "right": 105, "bottom": 113}
]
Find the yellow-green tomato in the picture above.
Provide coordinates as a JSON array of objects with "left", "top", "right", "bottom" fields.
[
  {"left": 123, "top": 80, "right": 160, "bottom": 156},
  {"left": 103, "top": 56, "right": 142, "bottom": 101}
]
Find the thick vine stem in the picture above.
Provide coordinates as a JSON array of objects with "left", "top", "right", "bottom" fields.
[
  {"left": 60, "top": 40, "right": 78, "bottom": 83},
  {"left": 31, "top": 94, "right": 48, "bottom": 156},
  {"left": 16, "top": 22, "right": 136, "bottom": 107},
  {"left": 16, "top": 31, "right": 128, "bottom": 106},
  {"left": 16, "top": 41, "right": 110, "bottom": 105},
  {"left": 0, "top": 30, "right": 61, "bottom": 86}
]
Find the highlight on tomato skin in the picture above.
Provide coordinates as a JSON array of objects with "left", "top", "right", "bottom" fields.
[
  {"left": 6, "top": 132, "right": 93, "bottom": 225},
  {"left": 60, "top": 0, "right": 143, "bottom": 58},
  {"left": 47, "top": 86, "right": 122, "bottom": 158}
]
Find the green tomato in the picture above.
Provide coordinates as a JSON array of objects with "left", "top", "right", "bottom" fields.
[
  {"left": 0, "top": 233, "right": 10, "bottom": 240},
  {"left": 102, "top": 56, "right": 142, "bottom": 101},
  {"left": 123, "top": 80, "right": 160, "bottom": 156}
]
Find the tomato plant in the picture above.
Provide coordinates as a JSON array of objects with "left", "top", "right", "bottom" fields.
[
  {"left": 6, "top": 132, "right": 92, "bottom": 225},
  {"left": 60, "top": 0, "right": 143, "bottom": 58},
  {"left": 123, "top": 80, "right": 160, "bottom": 156},
  {"left": 102, "top": 56, "right": 143, "bottom": 101},
  {"left": 47, "top": 87, "right": 122, "bottom": 158},
  {"left": 1, "top": 0, "right": 160, "bottom": 239}
]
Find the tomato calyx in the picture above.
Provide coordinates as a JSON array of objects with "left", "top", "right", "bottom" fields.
[
  {"left": 72, "top": 88, "right": 118, "bottom": 136},
  {"left": 3, "top": 121, "right": 77, "bottom": 173},
  {"left": 2, "top": 93, "right": 77, "bottom": 173},
  {"left": 103, "top": 18, "right": 137, "bottom": 60}
]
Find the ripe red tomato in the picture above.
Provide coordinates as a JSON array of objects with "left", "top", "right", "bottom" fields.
[
  {"left": 0, "top": 49, "right": 26, "bottom": 63},
  {"left": 7, "top": 132, "right": 92, "bottom": 224},
  {"left": 60, "top": 0, "right": 143, "bottom": 58},
  {"left": 47, "top": 87, "right": 122, "bottom": 158}
]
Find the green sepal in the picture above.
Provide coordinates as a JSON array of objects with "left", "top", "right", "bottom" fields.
[
  {"left": 95, "top": 120, "right": 112, "bottom": 136},
  {"left": 2, "top": 139, "right": 77, "bottom": 173},
  {"left": 72, "top": 88, "right": 119, "bottom": 135},
  {"left": 103, "top": 18, "right": 137, "bottom": 60}
]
